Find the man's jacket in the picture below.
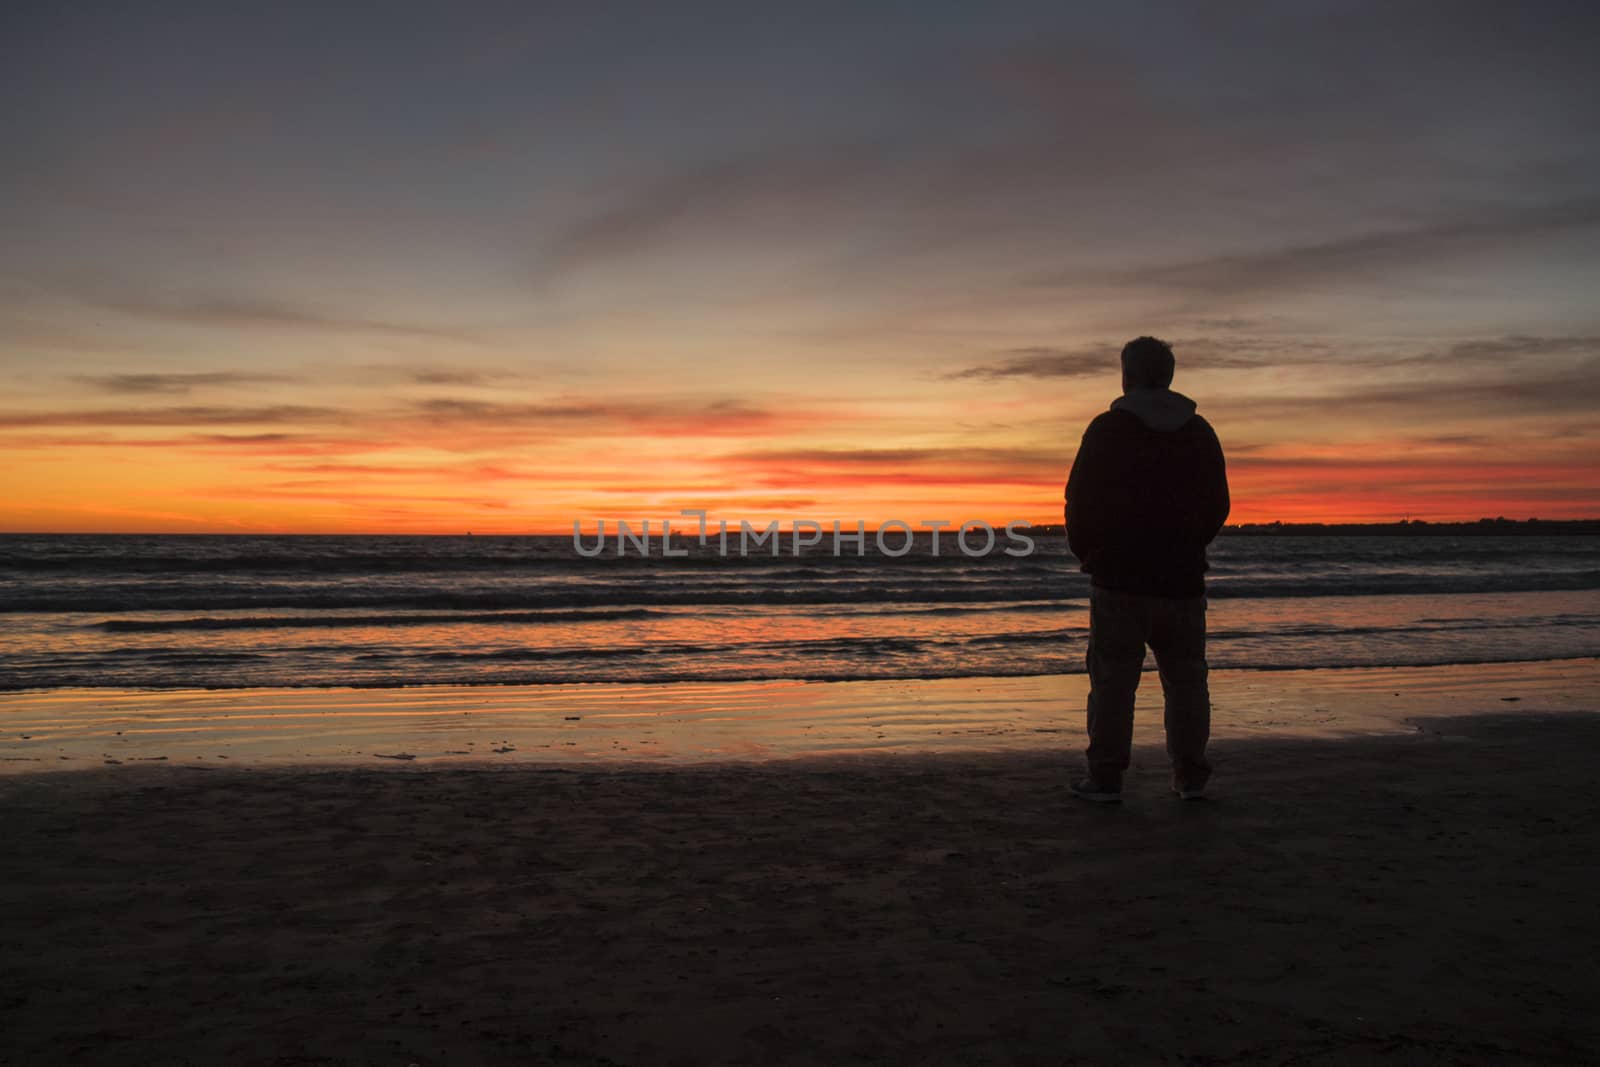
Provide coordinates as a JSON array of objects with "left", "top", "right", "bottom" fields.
[{"left": 1064, "top": 388, "right": 1230, "bottom": 598}]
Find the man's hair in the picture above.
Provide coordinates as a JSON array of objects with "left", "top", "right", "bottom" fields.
[{"left": 1121, "top": 336, "right": 1175, "bottom": 389}]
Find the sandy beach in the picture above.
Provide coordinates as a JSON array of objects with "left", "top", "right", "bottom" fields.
[{"left": 4, "top": 666, "right": 1599, "bottom": 1064}]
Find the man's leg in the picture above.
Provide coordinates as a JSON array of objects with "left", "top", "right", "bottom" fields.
[
  {"left": 1084, "top": 587, "right": 1148, "bottom": 790},
  {"left": 1149, "top": 595, "right": 1212, "bottom": 794}
]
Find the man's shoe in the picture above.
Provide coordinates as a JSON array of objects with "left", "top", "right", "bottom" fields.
[
  {"left": 1071, "top": 778, "right": 1122, "bottom": 804},
  {"left": 1173, "top": 785, "right": 1207, "bottom": 801}
]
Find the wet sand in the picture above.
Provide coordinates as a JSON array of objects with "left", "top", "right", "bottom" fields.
[
  {"left": 4, "top": 702, "right": 1599, "bottom": 1064},
  {"left": 3, "top": 659, "right": 1597, "bottom": 770}
]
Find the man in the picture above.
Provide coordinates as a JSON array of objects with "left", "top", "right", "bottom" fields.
[{"left": 1064, "top": 336, "right": 1230, "bottom": 803}]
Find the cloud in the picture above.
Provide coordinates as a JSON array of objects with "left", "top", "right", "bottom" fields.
[
  {"left": 191, "top": 484, "right": 516, "bottom": 509},
  {"left": 947, "top": 332, "right": 1600, "bottom": 383},
  {"left": 521, "top": 12, "right": 1600, "bottom": 301},
  {"left": 72, "top": 371, "right": 290, "bottom": 394},
  {"left": 347, "top": 363, "right": 525, "bottom": 387},
  {"left": 1346, "top": 363, "right": 1600, "bottom": 414},
  {"left": 1440, "top": 335, "right": 1600, "bottom": 362},
  {"left": 0, "top": 392, "right": 831, "bottom": 460},
  {"left": 197, "top": 432, "right": 306, "bottom": 444},
  {"left": 531, "top": 145, "right": 890, "bottom": 282},
  {"left": 1407, "top": 433, "right": 1493, "bottom": 448},
  {"left": 1232, "top": 454, "right": 1595, "bottom": 473},
  {"left": 717, "top": 446, "right": 1069, "bottom": 490},
  {"left": 0, "top": 405, "right": 337, "bottom": 428},
  {"left": 1216, "top": 356, "right": 1600, "bottom": 422},
  {"left": 724, "top": 446, "right": 1052, "bottom": 468},
  {"left": 407, "top": 369, "right": 515, "bottom": 386},
  {"left": 1050, "top": 197, "right": 1600, "bottom": 301},
  {"left": 412, "top": 397, "right": 612, "bottom": 421},
  {"left": 0, "top": 431, "right": 374, "bottom": 455},
  {"left": 404, "top": 395, "right": 819, "bottom": 437},
  {"left": 261, "top": 461, "right": 496, "bottom": 476},
  {"left": 944, "top": 345, "right": 1117, "bottom": 381},
  {"left": 73, "top": 288, "right": 486, "bottom": 345},
  {"left": 946, "top": 339, "right": 1277, "bottom": 381}
]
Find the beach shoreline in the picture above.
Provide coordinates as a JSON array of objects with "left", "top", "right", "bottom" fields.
[
  {"left": 4, "top": 703, "right": 1599, "bottom": 1064},
  {"left": 6, "top": 662, "right": 1597, "bottom": 1063},
  {"left": 3, "top": 658, "right": 1597, "bottom": 775}
]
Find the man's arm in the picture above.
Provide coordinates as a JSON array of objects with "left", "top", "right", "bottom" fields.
[
  {"left": 1199, "top": 418, "right": 1230, "bottom": 543},
  {"left": 1065, "top": 419, "right": 1106, "bottom": 566}
]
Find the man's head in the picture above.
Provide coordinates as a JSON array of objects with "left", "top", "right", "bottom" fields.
[{"left": 1121, "top": 336, "right": 1175, "bottom": 393}]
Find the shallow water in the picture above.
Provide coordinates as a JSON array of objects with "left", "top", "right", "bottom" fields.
[
  {"left": 2, "top": 533, "right": 1597, "bottom": 691},
  {"left": 2, "top": 659, "right": 1595, "bottom": 773}
]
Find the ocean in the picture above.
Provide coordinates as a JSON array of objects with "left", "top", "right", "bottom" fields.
[{"left": 1, "top": 533, "right": 1597, "bottom": 692}]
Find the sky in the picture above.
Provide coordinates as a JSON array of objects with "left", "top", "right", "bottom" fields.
[{"left": 2, "top": 0, "right": 1598, "bottom": 533}]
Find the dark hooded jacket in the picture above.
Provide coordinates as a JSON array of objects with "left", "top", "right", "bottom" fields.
[{"left": 1065, "top": 388, "right": 1229, "bottom": 598}]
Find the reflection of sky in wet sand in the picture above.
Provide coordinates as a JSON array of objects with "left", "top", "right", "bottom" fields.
[{"left": 1, "top": 661, "right": 1595, "bottom": 775}]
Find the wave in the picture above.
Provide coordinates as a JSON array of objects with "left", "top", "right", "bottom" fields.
[
  {"left": 6, "top": 534, "right": 1597, "bottom": 695},
  {"left": 8, "top": 583, "right": 1074, "bottom": 613},
  {"left": 97, "top": 608, "right": 661, "bottom": 632},
  {"left": 0, "top": 537, "right": 1057, "bottom": 574},
  {"left": 4, "top": 652, "right": 1596, "bottom": 693},
  {"left": 7, "top": 566, "right": 1597, "bottom": 614}
]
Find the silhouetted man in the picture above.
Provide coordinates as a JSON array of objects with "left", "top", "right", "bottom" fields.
[{"left": 1064, "top": 336, "right": 1229, "bottom": 802}]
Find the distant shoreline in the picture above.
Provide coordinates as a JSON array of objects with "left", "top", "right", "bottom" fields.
[
  {"left": 1229, "top": 518, "right": 1600, "bottom": 536},
  {"left": 1034, "top": 518, "right": 1600, "bottom": 537},
  {"left": 5, "top": 518, "right": 1600, "bottom": 538}
]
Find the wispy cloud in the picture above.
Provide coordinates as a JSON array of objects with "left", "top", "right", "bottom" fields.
[
  {"left": 412, "top": 397, "right": 611, "bottom": 421},
  {"left": 946, "top": 341, "right": 1271, "bottom": 381},
  {"left": 406, "top": 368, "right": 515, "bottom": 386},
  {"left": 1216, "top": 357, "right": 1600, "bottom": 422},
  {"left": 531, "top": 144, "right": 896, "bottom": 282},
  {"left": 1439, "top": 335, "right": 1600, "bottom": 361},
  {"left": 190, "top": 484, "right": 517, "bottom": 509},
  {"left": 0, "top": 405, "right": 337, "bottom": 428},
  {"left": 71, "top": 288, "right": 486, "bottom": 345},
  {"left": 1047, "top": 197, "right": 1600, "bottom": 301},
  {"left": 0, "top": 393, "right": 831, "bottom": 453},
  {"left": 0, "top": 432, "right": 369, "bottom": 455},
  {"left": 947, "top": 333, "right": 1600, "bottom": 383},
  {"left": 724, "top": 446, "right": 1053, "bottom": 468},
  {"left": 944, "top": 345, "right": 1117, "bottom": 381},
  {"left": 403, "top": 395, "right": 821, "bottom": 437},
  {"left": 72, "top": 371, "right": 291, "bottom": 394},
  {"left": 718, "top": 446, "right": 1068, "bottom": 490}
]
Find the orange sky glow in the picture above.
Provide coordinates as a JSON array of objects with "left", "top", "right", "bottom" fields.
[
  {"left": 4, "top": 5, "right": 1598, "bottom": 533},
  {"left": 4, "top": 385, "right": 1596, "bottom": 532}
]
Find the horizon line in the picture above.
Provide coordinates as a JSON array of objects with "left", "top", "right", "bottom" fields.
[{"left": 4, "top": 516, "right": 1598, "bottom": 537}]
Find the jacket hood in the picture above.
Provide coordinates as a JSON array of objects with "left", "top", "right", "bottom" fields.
[{"left": 1111, "top": 388, "right": 1198, "bottom": 432}]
